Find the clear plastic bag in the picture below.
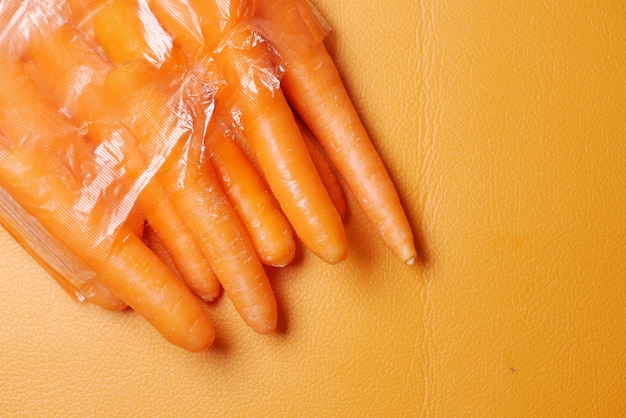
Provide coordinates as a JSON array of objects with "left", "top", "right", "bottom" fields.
[{"left": 0, "top": 0, "right": 415, "bottom": 351}]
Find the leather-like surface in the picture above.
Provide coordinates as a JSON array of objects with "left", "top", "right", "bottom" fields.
[{"left": 1, "top": 1, "right": 625, "bottom": 416}]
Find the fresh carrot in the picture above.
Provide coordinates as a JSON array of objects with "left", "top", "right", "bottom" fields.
[
  {"left": 214, "top": 29, "right": 348, "bottom": 264},
  {"left": 143, "top": 195, "right": 220, "bottom": 301},
  {"left": 296, "top": 118, "right": 347, "bottom": 219},
  {"left": 92, "top": 0, "right": 173, "bottom": 66},
  {"left": 142, "top": 0, "right": 347, "bottom": 263},
  {"left": 162, "top": 126, "right": 278, "bottom": 334},
  {"left": 147, "top": 0, "right": 256, "bottom": 57},
  {"left": 255, "top": 0, "right": 417, "bottom": 264},
  {"left": 142, "top": 222, "right": 181, "bottom": 279},
  {"left": 148, "top": 0, "right": 347, "bottom": 262},
  {"left": 24, "top": 24, "right": 221, "bottom": 302},
  {"left": 206, "top": 118, "right": 296, "bottom": 267},
  {"left": 79, "top": 218, "right": 145, "bottom": 312},
  {"left": 79, "top": 278, "right": 129, "bottom": 311},
  {"left": 0, "top": 58, "right": 214, "bottom": 351},
  {"left": 65, "top": 14, "right": 279, "bottom": 333}
]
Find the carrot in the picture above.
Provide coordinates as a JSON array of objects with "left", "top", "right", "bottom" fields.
[
  {"left": 148, "top": 0, "right": 347, "bottom": 263},
  {"left": 143, "top": 195, "right": 220, "bottom": 301},
  {"left": 163, "top": 127, "right": 278, "bottom": 334},
  {"left": 145, "top": 0, "right": 211, "bottom": 58},
  {"left": 66, "top": 15, "right": 278, "bottom": 333},
  {"left": 147, "top": 0, "right": 256, "bottom": 57},
  {"left": 214, "top": 28, "right": 348, "bottom": 264},
  {"left": 296, "top": 118, "right": 347, "bottom": 219},
  {"left": 255, "top": 0, "right": 417, "bottom": 264},
  {"left": 79, "top": 278, "right": 129, "bottom": 311},
  {"left": 92, "top": 0, "right": 173, "bottom": 66},
  {"left": 148, "top": 0, "right": 347, "bottom": 262},
  {"left": 24, "top": 24, "right": 221, "bottom": 302},
  {"left": 206, "top": 118, "right": 296, "bottom": 267},
  {"left": 0, "top": 58, "right": 214, "bottom": 351},
  {"left": 80, "top": 217, "right": 145, "bottom": 312},
  {"left": 142, "top": 222, "right": 181, "bottom": 278}
]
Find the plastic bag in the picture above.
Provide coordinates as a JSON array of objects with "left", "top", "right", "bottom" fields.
[{"left": 0, "top": 0, "right": 416, "bottom": 351}]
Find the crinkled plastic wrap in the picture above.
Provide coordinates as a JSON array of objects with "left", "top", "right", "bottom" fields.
[
  {"left": 0, "top": 0, "right": 298, "bottom": 298},
  {"left": 0, "top": 0, "right": 345, "bottom": 351}
]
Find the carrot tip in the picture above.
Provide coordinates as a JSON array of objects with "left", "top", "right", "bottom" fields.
[{"left": 405, "top": 257, "right": 416, "bottom": 266}]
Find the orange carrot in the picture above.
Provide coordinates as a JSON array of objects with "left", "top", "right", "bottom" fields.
[
  {"left": 297, "top": 118, "right": 347, "bottom": 219},
  {"left": 92, "top": 0, "right": 173, "bottom": 66},
  {"left": 148, "top": 0, "right": 347, "bottom": 262},
  {"left": 79, "top": 278, "right": 129, "bottom": 311},
  {"left": 206, "top": 118, "right": 296, "bottom": 267},
  {"left": 62, "top": 15, "right": 278, "bottom": 332},
  {"left": 256, "top": 0, "right": 417, "bottom": 264},
  {"left": 24, "top": 24, "right": 221, "bottom": 302},
  {"left": 163, "top": 129, "right": 278, "bottom": 334},
  {"left": 144, "top": 196, "right": 220, "bottom": 301},
  {"left": 215, "top": 28, "right": 348, "bottom": 264},
  {"left": 147, "top": 0, "right": 256, "bottom": 57},
  {"left": 0, "top": 58, "right": 214, "bottom": 351},
  {"left": 144, "top": 0, "right": 347, "bottom": 263},
  {"left": 79, "top": 218, "right": 145, "bottom": 312},
  {"left": 142, "top": 222, "right": 181, "bottom": 278}
]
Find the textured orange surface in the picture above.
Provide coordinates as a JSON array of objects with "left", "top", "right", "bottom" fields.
[{"left": 1, "top": 1, "right": 625, "bottom": 416}]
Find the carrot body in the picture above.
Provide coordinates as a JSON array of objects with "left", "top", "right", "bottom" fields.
[
  {"left": 0, "top": 59, "right": 214, "bottom": 351},
  {"left": 92, "top": 0, "right": 173, "bottom": 66},
  {"left": 24, "top": 24, "right": 221, "bottom": 301},
  {"left": 139, "top": 0, "right": 348, "bottom": 262},
  {"left": 297, "top": 120, "right": 347, "bottom": 219},
  {"left": 216, "top": 31, "right": 348, "bottom": 264},
  {"left": 165, "top": 138, "right": 278, "bottom": 334},
  {"left": 256, "top": 0, "right": 417, "bottom": 263},
  {"left": 147, "top": 0, "right": 205, "bottom": 57},
  {"left": 57, "top": 13, "right": 277, "bottom": 332},
  {"left": 145, "top": 197, "right": 219, "bottom": 301},
  {"left": 206, "top": 120, "right": 296, "bottom": 267},
  {"left": 79, "top": 278, "right": 128, "bottom": 311},
  {"left": 148, "top": 0, "right": 256, "bottom": 56}
]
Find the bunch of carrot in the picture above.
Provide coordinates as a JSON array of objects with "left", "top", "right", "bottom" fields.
[{"left": 0, "top": 0, "right": 416, "bottom": 351}]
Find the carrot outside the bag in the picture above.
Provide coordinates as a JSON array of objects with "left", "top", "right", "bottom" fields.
[
  {"left": 215, "top": 30, "right": 348, "bottom": 264},
  {"left": 161, "top": 127, "right": 278, "bottom": 334},
  {"left": 206, "top": 118, "right": 296, "bottom": 267},
  {"left": 296, "top": 118, "right": 347, "bottom": 219},
  {"left": 24, "top": 23, "right": 221, "bottom": 302},
  {"left": 0, "top": 59, "right": 214, "bottom": 351},
  {"left": 255, "top": 0, "right": 417, "bottom": 264}
]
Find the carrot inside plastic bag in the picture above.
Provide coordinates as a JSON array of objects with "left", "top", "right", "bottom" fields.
[{"left": 0, "top": 0, "right": 417, "bottom": 351}]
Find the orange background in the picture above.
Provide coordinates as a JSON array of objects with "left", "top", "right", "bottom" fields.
[{"left": 1, "top": 1, "right": 625, "bottom": 416}]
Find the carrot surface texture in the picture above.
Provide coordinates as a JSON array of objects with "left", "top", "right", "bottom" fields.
[
  {"left": 206, "top": 118, "right": 296, "bottom": 267},
  {"left": 72, "top": 2, "right": 278, "bottom": 334},
  {"left": 146, "top": 0, "right": 348, "bottom": 263},
  {"left": 255, "top": 0, "right": 417, "bottom": 264},
  {"left": 24, "top": 23, "right": 221, "bottom": 303},
  {"left": 214, "top": 29, "right": 348, "bottom": 264},
  {"left": 0, "top": 57, "right": 214, "bottom": 352}
]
